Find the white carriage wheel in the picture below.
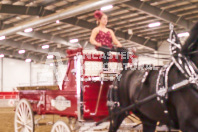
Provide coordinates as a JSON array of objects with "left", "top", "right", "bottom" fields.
[
  {"left": 51, "top": 121, "right": 71, "bottom": 132},
  {"left": 14, "top": 99, "right": 34, "bottom": 132}
]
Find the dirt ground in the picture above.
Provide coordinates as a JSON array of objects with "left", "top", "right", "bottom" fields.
[
  {"left": 0, "top": 107, "right": 70, "bottom": 132},
  {"left": 0, "top": 107, "right": 142, "bottom": 132},
  {"left": 0, "top": 107, "right": 181, "bottom": 132},
  {"left": 0, "top": 107, "right": 15, "bottom": 132}
]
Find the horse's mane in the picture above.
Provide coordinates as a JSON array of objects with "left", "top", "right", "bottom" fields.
[{"left": 182, "top": 22, "right": 198, "bottom": 54}]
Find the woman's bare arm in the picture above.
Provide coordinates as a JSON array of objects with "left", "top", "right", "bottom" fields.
[{"left": 90, "top": 28, "right": 102, "bottom": 47}]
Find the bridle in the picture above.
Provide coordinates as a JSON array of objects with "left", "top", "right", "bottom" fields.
[{"left": 156, "top": 24, "right": 198, "bottom": 102}]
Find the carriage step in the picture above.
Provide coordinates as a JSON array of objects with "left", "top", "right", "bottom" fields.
[
  {"left": 100, "top": 70, "right": 120, "bottom": 74},
  {"left": 100, "top": 71, "right": 120, "bottom": 81}
]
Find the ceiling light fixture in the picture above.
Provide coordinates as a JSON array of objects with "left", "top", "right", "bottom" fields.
[
  {"left": 16, "top": 16, "right": 21, "bottom": 20},
  {"left": 148, "top": 22, "right": 161, "bottom": 28},
  {"left": 18, "top": 50, "right": 25, "bottom": 54},
  {"left": 178, "top": 32, "right": 189, "bottom": 38},
  {"left": 69, "top": 39, "right": 78, "bottom": 43},
  {"left": 101, "top": 5, "right": 113, "bottom": 11},
  {"left": 56, "top": 20, "right": 60, "bottom": 23},
  {"left": 47, "top": 55, "right": 54, "bottom": 59},
  {"left": 24, "top": 28, "right": 33, "bottom": 33},
  {"left": 0, "top": 36, "right": 5, "bottom": 40},
  {"left": 42, "top": 45, "right": 49, "bottom": 49},
  {"left": 25, "top": 59, "right": 31, "bottom": 62},
  {"left": 0, "top": 54, "right": 4, "bottom": 58}
]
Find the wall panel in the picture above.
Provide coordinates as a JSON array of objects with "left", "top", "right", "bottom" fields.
[{"left": 3, "top": 58, "right": 30, "bottom": 91}]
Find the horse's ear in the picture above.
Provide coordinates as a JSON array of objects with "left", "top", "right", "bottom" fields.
[
  {"left": 174, "top": 31, "right": 182, "bottom": 45},
  {"left": 182, "top": 22, "right": 198, "bottom": 53}
]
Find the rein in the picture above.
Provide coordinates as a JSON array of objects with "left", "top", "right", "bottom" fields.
[
  {"left": 82, "top": 24, "right": 198, "bottom": 131},
  {"left": 94, "top": 78, "right": 192, "bottom": 127},
  {"left": 186, "top": 50, "right": 198, "bottom": 55}
]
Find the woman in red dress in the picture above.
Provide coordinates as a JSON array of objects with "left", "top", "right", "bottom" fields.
[{"left": 90, "top": 10, "right": 129, "bottom": 71}]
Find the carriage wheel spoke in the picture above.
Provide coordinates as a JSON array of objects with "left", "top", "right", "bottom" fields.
[
  {"left": 24, "top": 111, "right": 29, "bottom": 122},
  {"left": 16, "top": 112, "right": 23, "bottom": 122},
  {"left": 16, "top": 120, "right": 24, "bottom": 125},
  {"left": 20, "top": 128, "right": 25, "bottom": 132},
  {"left": 26, "top": 107, "right": 31, "bottom": 119},
  {"left": 26, "top": 120, "right": 32, "bottom": 125},
  {"left": 21, "top": 103, "right": 25, "bottom": 120},
  {"left": 18, "top": 105, "right": 23, "bottom": 117},
  {"left": 24, "top": 105, "right": 29, "bottom": 122},
  {"left": 25, "top": 124, "right": 33, "bottom": 131},
  {"left": 60, "top": 125, "right": 62, "bottom": 132},
  {"left": 55, "top": 126, "right": 59, "bottom": 132},
  {"left": 61, "top": 126, "right": 63, "bottom": 132},
  {"left": 16, "top": 125, "right": 23, "bottom": 130},
  {"left": 25, "top": 127, "right": 29, "bottom": 132},
  {"left": 23, "top": 103, "right": 27, "bottom": 121},
  {"left": 18, "top": 106, "right": 23, "bottom": 120},
  {"left": 21, "top": 103, "right": 24, "bottom": 115},
  {"left": 27, "top": 113, "right": 32, "bottom": 121},
  {"left": 62, "top": 126, "right": 65, "bottom": 132},
  {"left": 23, "top": 105, "right": 28, "bottom": 120},
  {"left": 61, "top": 125, "right": 63, "bottom": 132}
]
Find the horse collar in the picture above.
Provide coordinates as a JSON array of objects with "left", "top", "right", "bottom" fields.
[{"left": 156, "top": 62, "right": 174, "bottom": 102}]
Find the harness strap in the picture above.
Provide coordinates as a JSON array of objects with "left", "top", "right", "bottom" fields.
[
  {"left": 135, "top": 70, "right": 150, "bottom": 102},
  {"left": 156, "top": 62, "right": 174, "bottom": 100},
  {"left": 107, "top": 78, "right": 120, "bottom": 108}
]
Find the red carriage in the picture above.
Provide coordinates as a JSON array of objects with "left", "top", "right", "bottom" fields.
[{"left": 14, "top": 48, "right": 136, "bottom": 132}]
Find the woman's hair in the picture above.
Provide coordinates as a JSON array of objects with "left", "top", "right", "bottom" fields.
[{"left": 94, "top": 10, "right": 104, "bottom": 25}]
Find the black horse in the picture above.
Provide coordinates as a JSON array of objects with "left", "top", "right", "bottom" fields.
[{"left": 108, "top": 22, "right": 198, "bottom": 132}]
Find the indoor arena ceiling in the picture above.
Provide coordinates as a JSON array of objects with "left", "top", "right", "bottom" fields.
[{"left": 0, "top": 0, "right": 197, "bottom": 62}]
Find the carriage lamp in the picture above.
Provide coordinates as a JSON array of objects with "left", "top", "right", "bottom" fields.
[
  {"left": 42, "top": 45, "right": 49, "bottom": 49},
  {"left": 24, "top": 28, "right": 33, "bottom": 33},
  {"left": 18, "top": 50, "right": 25, "bottom": 54},
  {"left": 0, "top": 54, "right": 4, "bottom": 58},
  {"left": 101, "top": 5, "right": 113, "bottom": 11},
  {"left": 0, "top": 36, "right": 5, "bottom": 40},
  {"left": 178, "top": 32, "right": 189, "bottom": 37},
  {"left": 70, "top": 39, "right": 78, "bottom": 43},
  {"left": 25, "top": 59, "right": 31, "bottom": 62},
  {"left": 148, "top": 22, "right": 161, "bottom": 28},
  {"left": 47, "top": 55, "right": 54, "bottom": 59}
]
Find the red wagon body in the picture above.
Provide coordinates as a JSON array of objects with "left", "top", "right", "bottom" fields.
[{"left": 16, "top": 48, "right": 135, "bottom": 131}]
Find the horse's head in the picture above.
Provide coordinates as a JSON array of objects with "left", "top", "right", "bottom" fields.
[{"left": 182, "top": 22, "right": 198, "bottom": 66}]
